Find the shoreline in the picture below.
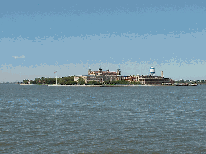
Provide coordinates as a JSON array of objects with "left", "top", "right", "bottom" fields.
[
  {"left": 19, "top": 84, "right": 198, "bottom": 87},
  {"left": 20, "top": 84, "right": 157, "bottom": 87},
  {"left": 48, "top": 84, "right": 165, "bottom": 87}
]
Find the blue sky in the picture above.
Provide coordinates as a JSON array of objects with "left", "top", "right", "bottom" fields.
[{"left": 0, "top": 0, "right": 206, "bottom": 82}]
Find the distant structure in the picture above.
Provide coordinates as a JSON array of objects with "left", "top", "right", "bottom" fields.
[
  {"left": 74, "top": 67, "right": 174, "bottom": 85},
  {"left": 117, "top": 69, "right": 121, "bottom": 75},
  {"left": 75, "top": 68, "right": 122, "bottom": 83},
  {"left": 137, "top": 74, "right": 173, "bottom": 85},
  {"left": 161, "top": 71, "right": 163, "bottom": 77},
  {"left": 88, "top": 68, "right": 121, "bottom": 76},
  {"left": 24, "top": 67, "right": 174, "bottom": 85},
  {"left": 54, "top": 71, "right": 58, "bottom": 85},
  {"left": 150, "top": 67, "right": 155, "bottom": 75}
]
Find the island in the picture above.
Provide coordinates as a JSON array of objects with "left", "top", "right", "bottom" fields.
[{"left": 20, "top": 67, "right": 199, "bottom": 86}]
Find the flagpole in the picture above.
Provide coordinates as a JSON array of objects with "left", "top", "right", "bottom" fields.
[
  {"left": 56, "top": 71, "right": 57, "bottom": 85},
  {"left": 54, "top": 71, "right": 57, "bottom": 85}
]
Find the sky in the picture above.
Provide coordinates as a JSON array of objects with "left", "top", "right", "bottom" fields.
[{"left": 0, "top": 0, "right": 206, "bottom": 82}]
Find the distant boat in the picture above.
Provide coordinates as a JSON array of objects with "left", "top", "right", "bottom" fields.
[
  {"left": 188, "top": 83, "right": 198, "bottom": 86},
  {"left": 175, "top": 83, "right": 197, "bottom": 86},
  {"left": 175, "top": 83, "right": 188, "bottom": 86}
]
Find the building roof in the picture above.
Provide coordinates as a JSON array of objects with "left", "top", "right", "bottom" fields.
[{"left": 89, "top": 70, "right": 118, "bottom": 75}]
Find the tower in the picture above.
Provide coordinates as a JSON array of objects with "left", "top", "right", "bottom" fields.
[
  {"left": 117, "top": 69, "right": 121, "bottom": 75},
  {"left": 88, "top": 69, "right": 91, "bottom": 75},
  {"left": 161, "top": 71, "right": 163, "bottom": 77},
  {"left": 98, "top": 68, "right": 102, "bottom": 75},
  {"left": 150, "top": 67, "right": 155, "bottom": 76}
]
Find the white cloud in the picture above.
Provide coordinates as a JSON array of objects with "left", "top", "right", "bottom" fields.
[{"left": 12, "top": 55, "right": 25, "bottom": 59}]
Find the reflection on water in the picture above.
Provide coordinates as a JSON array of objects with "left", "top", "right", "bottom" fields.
[{"left": 0, "top": 84, "right": 206, "bottom": 153}]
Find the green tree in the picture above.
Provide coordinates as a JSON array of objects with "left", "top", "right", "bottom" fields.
[
  {"left": 78, "top": 77, "right": 85, "bottom": 85},
  {"left": 34, "top": 78, "right": 41, "bottom": 84},
  {"left": 23, "top": 79, "right": 29, "bottom": 84},
  {"left": 130, "top": 81, "right": 141, "bottom": 85},
  {"left": 45, "top": 78, "right": 56, "bottom": 84},
  {"left": 87, "top": 80, "right": 101, "bottom": 85},
  {"left": 40, "top": 77, "right": 46, "bottom": 84},
  {"left": 59, "top": 76, "right": 77, "bottom": 85},
  {"left": 30, "top": 80, "right": 36, "bottom": 84},
  {"left": 110, "top": 80, "right": 130, "bottom": 85}
]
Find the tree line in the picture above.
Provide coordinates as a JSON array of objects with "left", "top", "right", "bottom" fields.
[
  {"left": 23, "top": 76, "right": 77, "bottom": 85},
  {"left": 23, "top": 76, "right": 141, "bottom": 85}
]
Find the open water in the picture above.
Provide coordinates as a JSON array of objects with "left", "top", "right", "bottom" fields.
[{"left": 0, "top": 84, "right": 206, "bottom": 153}]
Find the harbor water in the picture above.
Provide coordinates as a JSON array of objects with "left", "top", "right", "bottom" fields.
[{"left": 0, "top": 84, "right": 206, "bottom": 153}]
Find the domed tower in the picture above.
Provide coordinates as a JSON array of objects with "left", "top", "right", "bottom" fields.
[
  {"left": 98, "top": 68, "right": 102, "bottom": 75},
  {"left": 88, "top": 69, "right": 92, "bottom": 75},
  {"left": 117, "top": 69, "right": 121, "bottom": 75}
]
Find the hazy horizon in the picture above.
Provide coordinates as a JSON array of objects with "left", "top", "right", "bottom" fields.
[{"left": 1, "top": 0, "right": 206, "bottom": 82}]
